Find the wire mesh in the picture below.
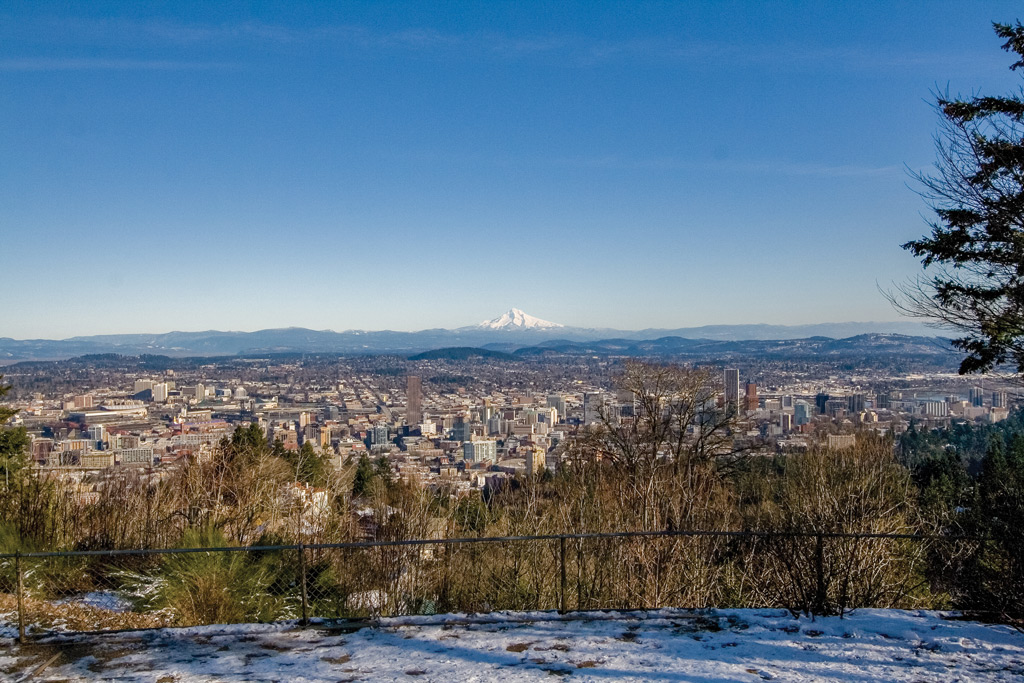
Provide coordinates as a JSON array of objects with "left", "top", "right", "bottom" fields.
[{"left": 0, "top": 530, "right": 999, "bottom": 640}]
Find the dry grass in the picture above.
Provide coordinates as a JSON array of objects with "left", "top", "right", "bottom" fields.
[{"left": 0, "top": 592, "right": 170, "bottom": 632}]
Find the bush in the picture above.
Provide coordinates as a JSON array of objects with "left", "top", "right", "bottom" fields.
[
  {"left": 739, "top": 439, "right": 930, "bottom": 615},
  {"left": 119, "top": 526, "right": 299, "bottom": 626}
]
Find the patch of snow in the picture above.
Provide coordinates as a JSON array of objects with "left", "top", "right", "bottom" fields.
[
  {"left": 4, "top": 608, "right": 1024, "bottom": 681},
  {"left": 54, "top": 591, "right": 134, "bottom": 613}
]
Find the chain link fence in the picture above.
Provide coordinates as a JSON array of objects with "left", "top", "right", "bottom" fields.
[{"left": 0, "top": 530, "right": 989, "bottom": 643}]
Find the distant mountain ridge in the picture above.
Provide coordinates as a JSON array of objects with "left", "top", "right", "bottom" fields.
[
  {"left": 505, "top": 333, "right": 955, "bottom": 360},
  {"left": 0, "top": 312, "right": 945, "bottom": 362},
  {"left": 0, "top": 334, "right": 959, "bottom": 373},
  {"left": 406, "top": 334, "right": 955, "bottom": 363}
]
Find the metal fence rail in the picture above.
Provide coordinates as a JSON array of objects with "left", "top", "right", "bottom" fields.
[{"left": 0, "top": 529, "right": 992, "bottom": 643}]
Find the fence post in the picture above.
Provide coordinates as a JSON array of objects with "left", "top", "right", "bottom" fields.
[
  {"left": 298, "top": 543, "right": 309, "bottom": 626},
  {"left": 813, "top": 532, "right": 826, "bottom": 615},
  {"left": 15, "top": 551, "right": 26, "bottom": 644},
  {"left": 559, "top": 536, "right": 567, "bottom": 615}
]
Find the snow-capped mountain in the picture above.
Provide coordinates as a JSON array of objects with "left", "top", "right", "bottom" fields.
[{"left": 478, "top": 308, "right": 564, "bottom": 330}]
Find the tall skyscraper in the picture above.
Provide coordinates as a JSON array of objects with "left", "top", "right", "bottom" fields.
[
  {"left": 583, "top": 392, "right": 604, "bottom": 425},
  {"left": 723, "top": 369, "right": 740, "bottom": 409},
  {"left": 407, "top": 375, "right": 422, "bottom": 425},
  {"left": 969, "top": 386, "right": 985, "bottom": 407},
  {"left": 745, "top": 382, "right": 758, "bottom": 412},
  {"left": 369, "top": 422, "right": 389, "bottom": 448},
  {"left": 452, "top": 416, "right": 472, "bottom": 442},
  {"left": 546, "top": 394, "right": 567, "bottom": 419}
]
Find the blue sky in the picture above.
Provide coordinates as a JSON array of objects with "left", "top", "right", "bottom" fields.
[{"left": 2, "top": 1, "right": 1022, "bottom": 337}]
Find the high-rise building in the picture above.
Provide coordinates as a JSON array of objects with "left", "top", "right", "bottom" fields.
[
  {"left": 993, "top": 391, "right": 1008, "bottom": 409},
  {"left": 615, "top": 389, "right": 639, "bottom": 418},
  {"left": 463, "top": 439, "right": 497, "bottom": 463},
  {"left": 406, "top": 375, "right": 422, "bottom": 425},
  {"left": 723, "top": 369, "right": 741, "bottom": 409},
  {"left": 824, "top": 398, "right": 847, "bottom": 417},
  {"left": 546, "top": 394, "right": 567, "bottom": 420},
  {"left": 452, "top": 416, "right": 473, "bottom": 442},
  {"left": 794, "top": 401, "right": 813, "bottom": 425},
  {"left": 487, "top": 415, "right": 504, "bottom": 436},
  {"left": 969, "top": 386, "right": 985, "bottom": 407},
  {"left": 583, "top": 392, "right": 604, "bottom": 425},
  {"left": 815, "top": 393, "right": 829, "bottom": 414},
  {"left": 303, "top": 423, "right": 319, "bottom": 445},
  {"left": 848, "top": 394, "right": 866, "bottom": 413},
  {"left": 526, "top": 446, "right": 545, "bottom": 475},
  {"left": 369, "top": 422, "right": 389, "bottom": 448},
  {"left": 744, "top": 382, "right": 758, "bottom": 412}
]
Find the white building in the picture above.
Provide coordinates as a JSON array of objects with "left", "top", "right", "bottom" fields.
[
  {"left": 463, "top": 439, "right": 497, "bottom": 463},
  {"left": 117, "top": 447, "right": 155, "bottom": 466}
]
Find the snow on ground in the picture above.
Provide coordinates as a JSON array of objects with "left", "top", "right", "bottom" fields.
[
  {"left": 54, "top": 592, "right": 135, "bottom": 613},
  {"left": 2, "top": 608, "right": 1024, "bottom": 682}
]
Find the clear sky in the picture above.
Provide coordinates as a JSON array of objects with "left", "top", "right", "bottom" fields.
[{"left": 2, "top": 1, "right": 1022, "bottom": 338}]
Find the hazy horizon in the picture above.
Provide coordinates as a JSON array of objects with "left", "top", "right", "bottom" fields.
[
  {"left": 2, "top": 311, "right": 939, "bottom": 341},
  {"left": 3, "top": 2, "right": 1021, "bottom": 337}
]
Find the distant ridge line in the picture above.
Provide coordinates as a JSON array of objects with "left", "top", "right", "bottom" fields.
[{"left": 0, "top": 329, "right": 955, "bottom": 365}]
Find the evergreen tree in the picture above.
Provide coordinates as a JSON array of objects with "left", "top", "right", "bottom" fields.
[
  {"left": 957, "top": 430, "right": 1024, "bottom": 616},
  {"left": 897, "top": 22, "right": 1024, "bottom": 374},
  {"left": 0, "top": 375, "right": 29, "bottom": 497},
  {"left": 352, "top": 453, "right": 376, "bottom": 498},
  {"left": 284, "top": 441, "right": 330, "bottom": 487},
  {"left": 374, "top": 455, "right": 393, "bottom": 483}
]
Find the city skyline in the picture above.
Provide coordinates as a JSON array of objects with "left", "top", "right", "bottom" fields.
[{"left": 3, "top": 2, "right": 1023, "bottom": 337}]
